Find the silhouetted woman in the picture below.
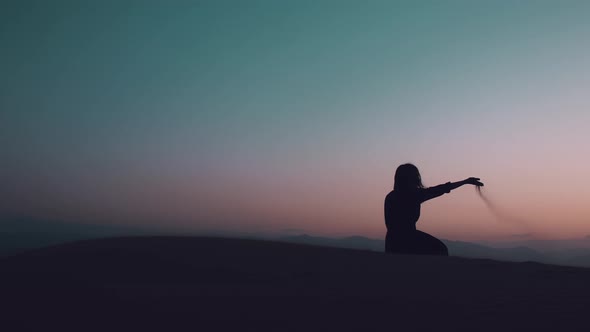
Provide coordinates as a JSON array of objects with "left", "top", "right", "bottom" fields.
[{"left": 384, "top": 163, "right": 483, "bottom": 256}]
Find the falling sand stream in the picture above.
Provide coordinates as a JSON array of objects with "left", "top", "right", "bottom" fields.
[{"left": 475, "top": 186, "right": 536, "bottom": 236}]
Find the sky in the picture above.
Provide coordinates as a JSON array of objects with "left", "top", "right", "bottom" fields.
[{"left": 2, "top": 0, "right": 590, "bottom": 242}]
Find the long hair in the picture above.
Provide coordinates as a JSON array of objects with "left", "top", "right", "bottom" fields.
[{"left": 393, "top": 163, "right": 424, "bottom": 191}]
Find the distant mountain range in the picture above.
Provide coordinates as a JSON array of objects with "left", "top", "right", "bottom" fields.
[
  {"left": 2, "top": 216, "right": 590, "bottom": 267},
  {"left": 0, "top": 216, "right": 153, "bottom": 256},
  {"left": 278, "top": 234, "right": 590, "bottom": 268}
]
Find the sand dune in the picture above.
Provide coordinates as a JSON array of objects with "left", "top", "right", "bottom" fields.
[{"left": 2, "top": 236, "right": 589, "bottom": 331}]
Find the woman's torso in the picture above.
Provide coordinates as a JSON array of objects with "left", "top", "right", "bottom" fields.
[{"left": 384, "top": 189, "right": 421, "bottom": 234}]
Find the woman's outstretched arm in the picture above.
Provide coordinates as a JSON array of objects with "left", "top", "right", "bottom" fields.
[{"left": 420, "top": 177, "right": 483, "bottom": 202}]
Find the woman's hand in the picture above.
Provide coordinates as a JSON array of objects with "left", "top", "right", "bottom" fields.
[{"left": 465, "top": 177, "right": 484, "bottom": 187}]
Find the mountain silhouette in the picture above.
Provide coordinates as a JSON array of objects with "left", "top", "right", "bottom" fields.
[
  {"left": 0, "top": 216, "right": 153, "bottom": 256},
  {"left": 279, "top": 234, "right": 590, "bottom": 267}
]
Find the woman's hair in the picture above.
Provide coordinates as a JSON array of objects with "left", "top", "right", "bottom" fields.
[{"left": 394, "top": 163, "right": 424, "bottom": 191}]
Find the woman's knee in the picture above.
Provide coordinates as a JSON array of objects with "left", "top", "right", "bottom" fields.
[{"left": 417, "top": 231, "right": 448, "bottom": 256}]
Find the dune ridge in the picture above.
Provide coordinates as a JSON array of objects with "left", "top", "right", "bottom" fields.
[{"left": 2, "top": 236, "right": 589, "bottom": 331}]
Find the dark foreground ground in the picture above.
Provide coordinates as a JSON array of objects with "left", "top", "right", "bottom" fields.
[{"left": 1, "top": 236, "right": 590, "bottom": 331}]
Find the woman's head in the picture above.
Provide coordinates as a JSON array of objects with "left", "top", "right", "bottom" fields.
[{"left": 394, "top": 163, "right": 424, "bottom": 191}]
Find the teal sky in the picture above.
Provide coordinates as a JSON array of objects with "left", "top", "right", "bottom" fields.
[{"left": 3, "top": 1, "right": 590, "bottom": 241}]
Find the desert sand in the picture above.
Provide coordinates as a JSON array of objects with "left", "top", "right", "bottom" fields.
[{"left": 2, "top": 236, "right": 589, "bottom": 331}]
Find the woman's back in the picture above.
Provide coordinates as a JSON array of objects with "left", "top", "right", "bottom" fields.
[
  {"left": 384, "top": 184, "right": 452, "bottom": 232},
  {"left": 384, "top": 189, "right": 421, "bottom": 234}
]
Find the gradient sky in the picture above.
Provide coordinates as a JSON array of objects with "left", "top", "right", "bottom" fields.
[{"left": 2, "top": 0, "right": 590, "bottom": 241}]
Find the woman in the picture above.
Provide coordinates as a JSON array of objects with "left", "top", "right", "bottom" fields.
[{"left": 384, "top": 163, "right": 483, "bottom": 256}]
